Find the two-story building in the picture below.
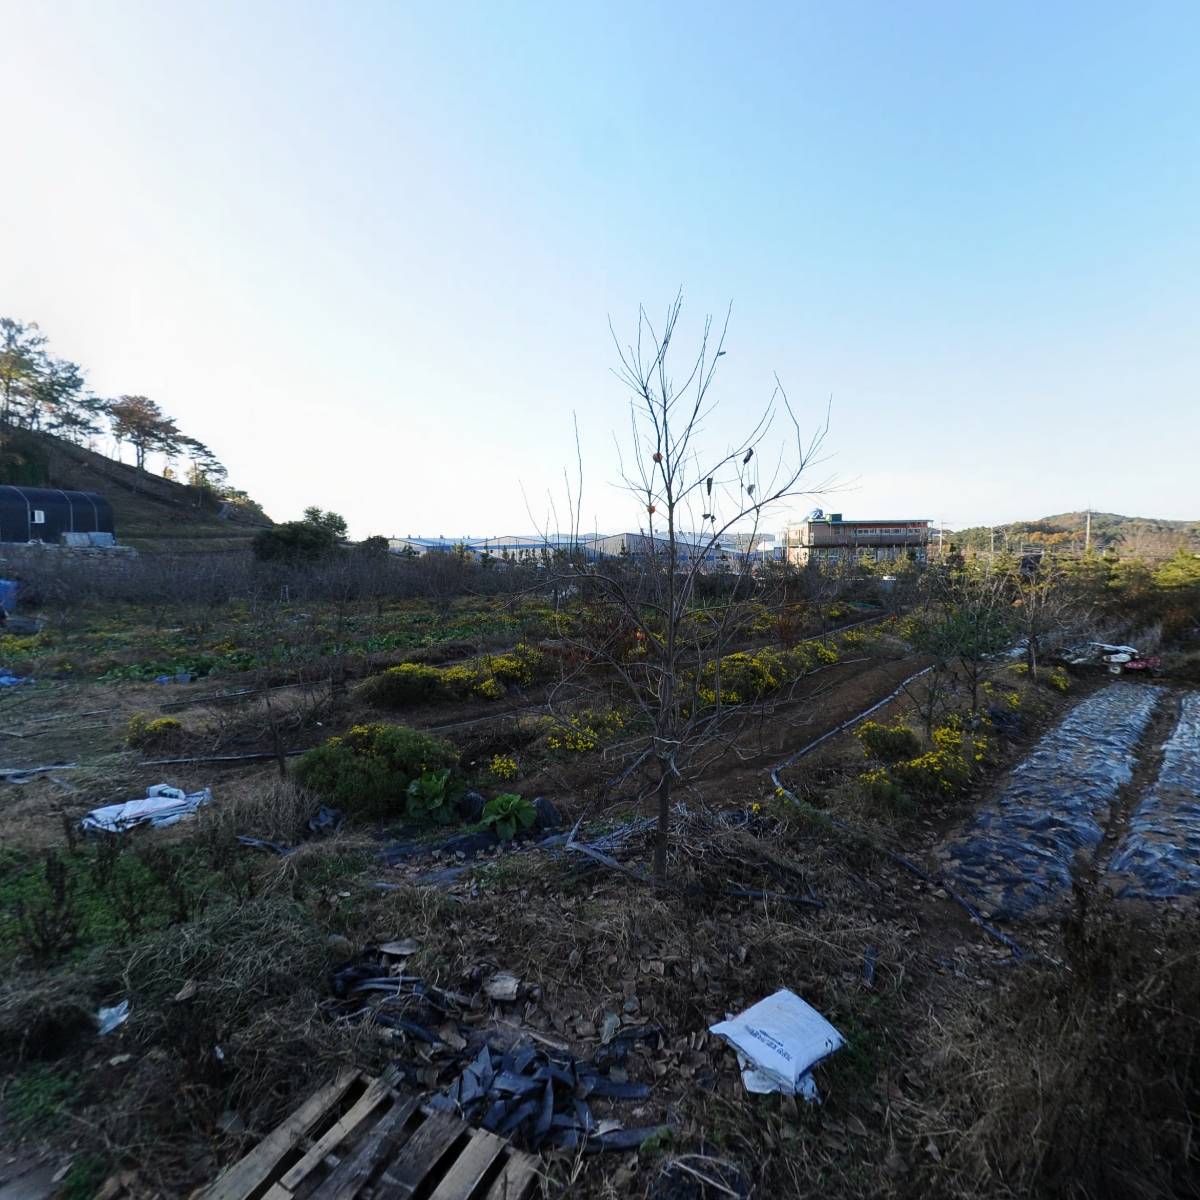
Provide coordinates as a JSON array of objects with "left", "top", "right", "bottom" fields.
[{"left": 783, "top": 512, "right": 931, "bottom": 565}]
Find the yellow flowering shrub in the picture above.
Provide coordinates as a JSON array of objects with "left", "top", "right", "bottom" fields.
[
  {"left": 486, "top": 643, "right": 545, "bottom": 686},
  {"left": 490, "top": 753, "right": 519, "bottom": 780},
  {"left": 545, "top": 707, "right": 626, "bottom": 754},
  {"left": 125, "top": 713, "right": 184, "bottom": 750},
  {"left": 856, "top": 720, "right": 921, "bottom": 763},
  {"left": 441, "top": 665, "right": 479, "bottom": 698},
  {"left": 1048, "top": 666, "right": 1071, "bottom": 693},
  {"left": 694, "top": 642, "right": 839, "bottom": 707},
  {"left": 0, "top": 634, "right": 41, "bottom": 656},
  {"left": 859, "top": 717, "right": 990, "bottom": 804},
  {"left": 366, "top": 646, "right": 548, "bottom": 708},
  {"left": 474, "top": 677, "right": 505, "bottom": 701}
]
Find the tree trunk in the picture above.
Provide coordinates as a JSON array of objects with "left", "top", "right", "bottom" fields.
[
  {"left": 1026, "top": 638, "right": 1039, "bottom": 684},
  {"left": 653, "top": 765, "right": 672, "bottom": 882}
]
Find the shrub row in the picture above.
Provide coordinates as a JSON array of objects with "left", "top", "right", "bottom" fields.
[
  {"left": 856, "top": 717, "right": 990, "bottom": 807},
  {"left": 695, "top": 641, "right": 839, "bottom": 707},
  {"left": 362, "top": 643, "right": 549, "bottom": 708}
]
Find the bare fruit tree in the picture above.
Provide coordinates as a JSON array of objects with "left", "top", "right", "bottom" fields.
[
  {"left": 557, "top": 296, "right": 830, "bottom": 880},
  {"left": 1006, "top": 556, "right": 1080, "bottom": 682}
]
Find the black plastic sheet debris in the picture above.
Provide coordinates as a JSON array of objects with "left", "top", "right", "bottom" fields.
[
  {"left": 426, "top": 1034, "right": 662, "bottom": 1153},
  {"left": 328, "top": 949, "right": 662, "bottom": 1153},
  {"left": 330, "top": 956, "right": 471, "bottom": 1036},
  {"left": 237, "top": 806, "right": 345, "bottom": 855}
]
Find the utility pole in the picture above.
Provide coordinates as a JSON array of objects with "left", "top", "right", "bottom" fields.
[{"left": 1084, "top": 508, "right": 1092, "bottom": 555}]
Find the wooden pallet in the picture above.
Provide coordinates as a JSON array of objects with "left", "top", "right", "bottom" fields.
[{"left": 201, "top": 1069, "right": 539, "bottom": 1200}]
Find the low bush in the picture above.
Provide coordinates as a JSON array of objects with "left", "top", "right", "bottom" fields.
[
  {"left": 857, "top": 767, "right": 912, "bottom": 812},
  {"left": 363, "top": 646, "right": 548, "bottom": 708},
  {"left": 362, "top": 663, "right": 445, "bottom": 707},
  {"left": 294, "top": 723, "right": 458, "bottom": 818},
  {"left": 695, "top": 642, "right": 839, "bottom": 707},
  {"left": 125, "top": 713, "right": 185, "bottom": 751},
  {"left": 858, "top": 717, "right": 989, "bottom": 805},
  {"left": 856, "top": 720, "right": 921, "bottom": 764},
  {"left": 485, "top": 643, "right": 545, "bottom": 686}
]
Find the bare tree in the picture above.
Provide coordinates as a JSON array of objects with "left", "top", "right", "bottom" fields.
[
  {"left": 555, "top": 296, "right": 830, "bottom": 880},
  {"left": 1008, "top": 556, "right": 1079, "bottom": 682},
  {"left": 910, "top": 559, "right": 1015, "bottom": 716}
]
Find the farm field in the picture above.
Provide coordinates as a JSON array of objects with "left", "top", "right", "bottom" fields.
[{"left": 1, "top": 568, "right": 1196, "bottom": 1200}]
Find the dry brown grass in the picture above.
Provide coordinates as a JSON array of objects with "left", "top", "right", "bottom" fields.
[
  {"left": 0, "top": 889, "right": 392, "bottom": 1194},
  {"left": 906, "top": 888, "right": 1200, "bottom": 1200}
]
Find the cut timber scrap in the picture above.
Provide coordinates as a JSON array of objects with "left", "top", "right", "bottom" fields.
[
  {"left": 372, "top": 1113, "right": 463, "bottom": 1199},
  {"left": 202, "top": 1069, "right": 362, "bottom": 1200},
  {"left": 428, "top": 1130, "right": 507, "bottom": 1200},
  {"left": 203, "top": 1069, "right": 538, "bottom": 1200},
  {"left": 275, "top": 1070, "right": 402, "bottom": 1193},
  {"left": 308, "top": 1096, "right": 420, "bottom": 1200},
  {"left": 484, "top": 1158, "right": 541, "bottom": 1200}
]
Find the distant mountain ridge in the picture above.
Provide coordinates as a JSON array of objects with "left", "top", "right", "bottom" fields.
[{"left": 952, "top": 511, "right": 1200, "bottom": 556}]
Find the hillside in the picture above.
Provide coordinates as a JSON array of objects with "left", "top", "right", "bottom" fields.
[
  {"left": 0, "top": 429, "right": 272, "bottom": 552},
  {"left": 953, "top": 511, "right": 1200, "bottom": 557}
]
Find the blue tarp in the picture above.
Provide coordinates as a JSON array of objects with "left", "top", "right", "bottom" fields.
[{"left": 0, "top": 579, "right": 17, "bottom": 613}]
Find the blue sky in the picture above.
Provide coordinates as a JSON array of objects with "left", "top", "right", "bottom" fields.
[{"left": 2, "top": 1, "right": 1197, "bottom": 537}]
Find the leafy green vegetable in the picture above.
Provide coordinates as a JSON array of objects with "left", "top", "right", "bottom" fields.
[
  {"left": 404, "top": 768, "right": 462, "bottom": 824},
  {"left": 481, "top": 793, "right": 537, "bottom": 841}
]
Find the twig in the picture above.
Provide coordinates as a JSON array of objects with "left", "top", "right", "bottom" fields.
[
  {"left": 664, "top": 1158, "right": 744, "bottom": 1199},
  {"left": 724, "top": 885, "right": 824, "bottom": 909},
  {"left": 566, "top": 838, "right": 825, "bottom": 909},
  {"left": 140, "top": 750, "right": 306, "bottom": 766},
  {"left": 158, "top": 683, "right": 301, "bottom": 711},
  {"left": 565, "top": 840, "right": 653, "bottom": 882},
  {"left": 0, "top": 763, "right": 76, "bottom": 782}
]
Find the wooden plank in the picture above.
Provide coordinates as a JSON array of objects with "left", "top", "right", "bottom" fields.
[
  {"left": 278, "top": 1072, "right": 400, "bottom": 1192},
  {"left": 202, "top": 1069, "right": 362, "bottom": 1200},
  {"left": 372, "top": 1114, "right": 464, "bottom": 1200},
  {"left": 308, "top": 1096, "right": 420, "bottom": 1200},
  {"left": 482, "top": 1157, "right": 539, "bottom": 1200},
  {"left": 427, "top": 1129, "right": 507, "bottom": 1200}
]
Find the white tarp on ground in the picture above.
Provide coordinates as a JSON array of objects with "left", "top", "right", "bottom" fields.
[
  {"left": 81, "top": 784, "right": 212, "bottom": 834},
  {"left": 710, "top": 988, "right": 845, "bottom": 1100}
]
